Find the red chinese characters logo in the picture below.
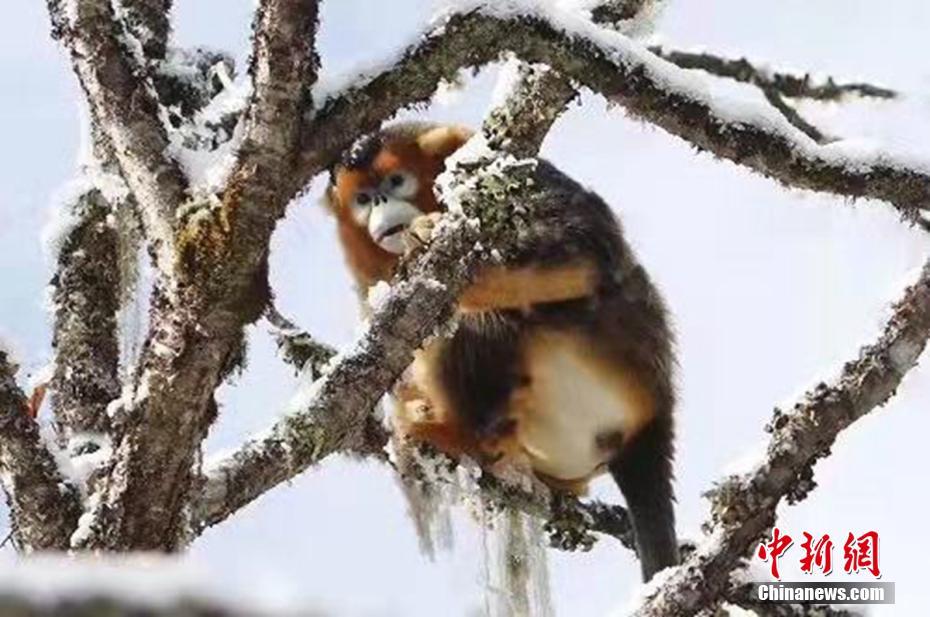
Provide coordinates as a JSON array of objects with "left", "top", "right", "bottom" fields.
[
  {"left": 843, "top": 531, "right": 881, "bottom": 578},
  {"left": 757, "top": 527, "right": 794, "bottom": 580},
  {"left": 800, "top": 532, "right": 833, "bottom": 575},
  {"left": 756, "top": 529, "right": 881, "bottom": 579}
]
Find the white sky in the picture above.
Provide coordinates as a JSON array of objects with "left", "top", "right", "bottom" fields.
[{"left": 2, "top": 1, "right": 930, "bottom": 615}]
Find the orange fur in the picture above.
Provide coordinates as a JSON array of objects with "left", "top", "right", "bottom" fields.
[{"left": 458, "top": 260, "right": 598, "bottom": 314}]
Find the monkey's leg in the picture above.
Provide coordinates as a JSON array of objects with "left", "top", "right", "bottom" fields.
[{"left": 608, "top": 418, "right": 679, "bottom": 582}]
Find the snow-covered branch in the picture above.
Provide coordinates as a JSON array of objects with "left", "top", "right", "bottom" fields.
[
  {"left": 0, "top": 350, "right": 82, "bottom": 551},
  {"left": 298, "top": 5, "right": 930, "bottom": 226},
  {"left": 483, "top": 0, "right": 654, "bottom": 158},
  {"left": 631, "top": 260, "right": 930, "bottom": 616},
  {"left": 46, "top": 0, "right": 187, "bottom": 276},
  {"left": 49, "top": 188, "right": 121, "bottom": 440}
]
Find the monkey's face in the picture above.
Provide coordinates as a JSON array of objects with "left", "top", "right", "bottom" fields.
[
  {"left": 326, "top": 125, "right": 471, "bottom": 288},
  {"left": 332, "top": 154, "right": 432, "bottom": 255},
  {"left": 329, "top": 140, "right": 447, "bottom": 255},
  {"left": 328, "top": 126, "right": 471, "bottom": 260}
]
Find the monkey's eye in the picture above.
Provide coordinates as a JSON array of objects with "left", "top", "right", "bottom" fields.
[
  {"left": 351, "top": 190, "right": 375, "bottom": 224},
  {"left": 383, "top": 170, "right": 418, "bottom": 199}
]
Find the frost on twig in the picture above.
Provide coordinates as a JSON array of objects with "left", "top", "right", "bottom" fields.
[
  {"left": 263, "top": 305, "right": 336, "bottom": 380},
  {"left": 195, "top": 211, "right": 484, "bottom": 530},
  {"left": 0, "top": 351, "right": 82, "bottom": 551},
  {"left": 631, "top": 260, "right": 930, "bottom": 616}
]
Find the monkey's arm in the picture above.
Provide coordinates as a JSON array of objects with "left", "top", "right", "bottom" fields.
[{"left": 457, "top": 259, "right": 597, "bottom": 313}]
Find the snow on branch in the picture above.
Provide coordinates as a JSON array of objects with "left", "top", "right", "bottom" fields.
[
  {"left": 297, "top": 4, "right": 930, "bottom": 227},
  {"left": 483, "top": 0, "right": 655, "bottom": 156},
  {"left": 45, "top": 0, "right": 187, "bottom": 276},
  {"left": 0, "top": 350, "right": 82, "bottom": 551},
  {"left": 630, "top": 260, "right": 930, "bottom": 616}
]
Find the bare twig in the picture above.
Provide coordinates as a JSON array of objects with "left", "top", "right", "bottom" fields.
[
  {"left": 761, "top": 87, "right": 830, "bottom": 145},
  {"left": 0, "top": 351, "right": 82, "bottom": 551},
  {"left": 649, "top": 46, "right": 898, "bottom": 146},
  {"left": 650, "top": 46, "right": 897, "bottom": 102},
  {"left": 631, "top": 260, "right": 930, "bottom": 616}
]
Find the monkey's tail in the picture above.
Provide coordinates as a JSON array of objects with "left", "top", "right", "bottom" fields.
[{"left": 608, "top": 418, "right": 680, "bottom": 582}]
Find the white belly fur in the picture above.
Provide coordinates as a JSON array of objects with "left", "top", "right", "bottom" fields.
[{"left": 514, "top": 331, "right": 652, "bottom": 482}]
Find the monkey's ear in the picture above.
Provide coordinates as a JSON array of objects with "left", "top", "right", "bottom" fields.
[
  {"left": 322, "top": 184, "right": 340, "bottom": 214},
  {"left": 416, "top": 125, "right": 472, "bottom": 160}
]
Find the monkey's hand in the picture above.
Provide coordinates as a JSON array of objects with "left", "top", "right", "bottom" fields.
[{"left": 402, "top": 212, "right": 443, "bottom": 256}]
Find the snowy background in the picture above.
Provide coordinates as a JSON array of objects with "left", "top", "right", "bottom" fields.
[{"left": 3, "top": 0, "right": 930, "bottom": 614}]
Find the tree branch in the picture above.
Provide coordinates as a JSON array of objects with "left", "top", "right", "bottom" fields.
[
  {"left": 49, "top": 188, "right": 121, "bottom": 440},
  {"left": 761, "top": 87, "right": 830, "bottom": 145},
  {"left": 296, "top": 6, "right": 930, "bottom": 226},
  {"left": 73, "top": 0, "right": 323, "bottom": 552},
  {"left": 631, "top": 260, "right": 930, "bottom": 616},
  {"left": 0, "top": 351, "right": 82, "bottom": 551},
  {"left": 649, "top": 46, "right": 899, "bottom": 147},
  {"left": 650, "top": 46, "right": 898, "bottom": 102},
  {"left": 46, "top": 0, "right": 188, "bottom": 276}
]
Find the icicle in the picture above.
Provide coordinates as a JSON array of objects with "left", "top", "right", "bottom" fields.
[
  {"left": 393, "top": 441, "right": 458, "bottom": 559},
  {"left": 482, "top": 501, "right": 553, "bottom": 617}
]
